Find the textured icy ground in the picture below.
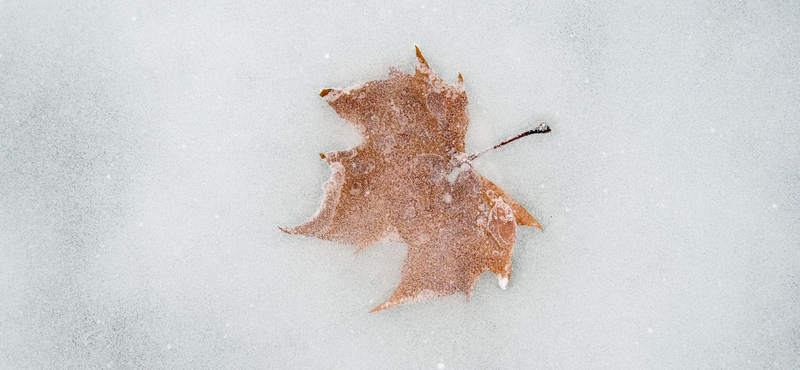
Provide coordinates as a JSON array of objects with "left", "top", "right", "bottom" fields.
[{"left": 1, "top": 1, "right": 799, "bottom": 369}]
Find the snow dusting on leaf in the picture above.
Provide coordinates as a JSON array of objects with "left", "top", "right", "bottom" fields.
[{"left": 281, "top": 46, "right": 548, "bottom": 312}]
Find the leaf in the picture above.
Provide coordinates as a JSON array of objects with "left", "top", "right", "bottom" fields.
[{"left": 281, "top": 46, "right": 548, "bottom": 312}]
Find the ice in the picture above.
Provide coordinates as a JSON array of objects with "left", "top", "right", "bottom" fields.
[
  {"left": 1, "top": 1, "right": 799, "bottom": 370},
  {"left": 498, "top": 275, "right": 509, "bottom": 290}
]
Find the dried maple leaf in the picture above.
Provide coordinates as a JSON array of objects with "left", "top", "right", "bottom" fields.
[{"left": 281, "top": 46, "right": 550, "bottom": 312}]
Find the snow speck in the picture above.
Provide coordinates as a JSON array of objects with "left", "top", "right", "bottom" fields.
[
  {"left": 647, "top": 327, "right": 653, "bottom": 334},
  {"left": 106, "top": 174, "right": 111, "bottom": 179},
  {"left": 214, "top": 214, "right": 220, "bottom": 219},
  {"left": 772, "top": 203, "right": 778, "bottom": 209},
  {"left": 436, "top": 363, "right": 446, "bottom": 370},
  {"left": 324, "top": 53, "right": 330, "bottom": 59},
  {"left": 498, "top": 276, "right": 509, "bottom": 290},
  {"left": 131, "top": 16, "right": 137, "bottom": 21}
]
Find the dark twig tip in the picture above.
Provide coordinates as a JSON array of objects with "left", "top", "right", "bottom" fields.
[{"left": 466, "top": 122, "right": 552, "bottom": 162}]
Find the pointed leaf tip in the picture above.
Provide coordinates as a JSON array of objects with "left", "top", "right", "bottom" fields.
[
  {"left": 458, "top": 72, "right": 463, "bottom": 81},
  {"left": 319, "top": 88, "right": 333, "bottom": 97},
  {"left": 369, "top": 300, "right": 392, "bottom": 313},
  {"left": 414, "top": 45, "right": 428, "bottom": 65}
]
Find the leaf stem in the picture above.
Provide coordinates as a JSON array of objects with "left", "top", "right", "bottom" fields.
[{"left": 466, "top": 122, "right": 551, "bottom": 162}]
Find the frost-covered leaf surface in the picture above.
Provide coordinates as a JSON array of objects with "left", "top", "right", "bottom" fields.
[
  {"left": 2, "top": 1, "right": 800, "bottom": 369},
  {"left": 282, "top": 47, "right": 544, "bottom": 312}
]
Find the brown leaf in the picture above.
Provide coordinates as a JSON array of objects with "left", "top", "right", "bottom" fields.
[{"left": 282, "top": 46, "right": 546, "bottom": 312}]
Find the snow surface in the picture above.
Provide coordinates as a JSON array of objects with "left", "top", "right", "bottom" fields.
[{"left": 1, "top": 1, "right": 799, "bottom": 369}]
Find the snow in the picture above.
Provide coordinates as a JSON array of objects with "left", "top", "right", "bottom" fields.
[
  {"left": 498, "top": 275, "right": 509, "bottom": 290},
  {"left": 1, "top": 1, "right": 800, "bottom": 370}
]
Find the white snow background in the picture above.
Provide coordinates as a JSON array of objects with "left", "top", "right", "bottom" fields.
[{"left": 1, "top": 1, "right": 799, "bottom": 369}]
